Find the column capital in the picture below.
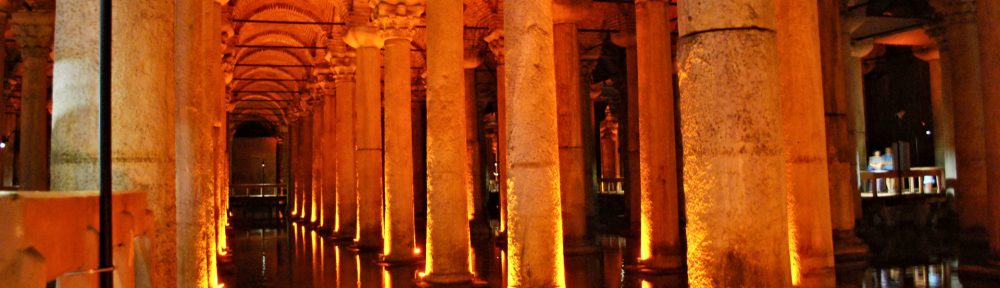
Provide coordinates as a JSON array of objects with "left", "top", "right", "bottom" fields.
[
  {"left": 929, "top": 0, "right": 977, "bottom": 26},
  {"left": 850, "top": 38, "right": 875, "bottom": 58},
  {"left": 370, "top": 1, "right": 424, "bottom": 41},
  {"left": 553, "top": 0, "right": 592, "bottom": 24},
  {"left": 328, "top": 51, "right": 357, "bottom": 81},
  {"left": 925, "top": 19, "right": 949, "bottom": 51},
  {"left": 345, "top": 25, "right": 384, "bottom": 48},
  {"left": 483, "top": 29, "right": 504, "bottom": 64},
  {"left": 12, "top": 11, "right": 54, "bottom": 58},
  {"left": 912, "top": 46, "right": 941, "bottom": 62}
]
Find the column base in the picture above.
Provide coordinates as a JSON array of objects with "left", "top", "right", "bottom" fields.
[
  {"left": 380, "top": 253, "right": 422, "bottom": 266},
  {"left": 833, "top": 229, "right": 869, "bottom": 264},
  {"left": 420, "top": 272, "right": 474, "bottom": 286}
]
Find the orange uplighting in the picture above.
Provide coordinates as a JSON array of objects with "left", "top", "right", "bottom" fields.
[{"left": 413, "top": 247, "right": 421, "bottom": 255}]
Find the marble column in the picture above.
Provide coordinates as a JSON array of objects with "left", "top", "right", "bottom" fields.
[
  {"left": 464, "top": 63, "right": 485, "bottom": 227},
  {"left": 345, "top": 23, "right": 383, "bottom": 250},
  {"left": 504, "top": 0, "right": 566, "bottom": 285},
  {"left": 913, "top": 46, "right": 957, "bottom": 182},
  {"left": 0, "top": 12, "right": 7, "bottom": 186},
  {"left": 678, "top": 0, "right": 791, "bottom": 286},
  {"left": 303, "top": 110, "right": 315, "bottom": 223},
  {"left": 330, "top": 51, "right": 357, "bottom": 240},
  {"left": 291, "top": 118, "right": 303, "bottom": 218},
  {"left": 820, "top": 0, "right": 867, "bottom": 259},
  {"left": 371, "top": 0, "right": 421, "bottom": 262},
  {"left": 312, "top": 99, "right": 324, "bottom": 225},
  {"left": 930, "top": 0, "right": 988, "bottom": 231},
  {"left": 484, "top": 29, "right": 508, "bottom": 236},
  {"left": 12, "top": 12, "right": 52, "bottom": 191},
  {"left": 553, "top": 1, "right": 593, "bottom": 254},
  {"left": 976, "top": 0, "right": 1000, "bottom": 259},
  {"left": 776, "top": 0, "right": 836, "bottom": 285},
  {"left": 633, "top": 0, "right": 682, "bottom": 272},
  {"left": 322, "top": 83, "right": 337, "bottom": 233},
  {"left": 51, "top": 0, "right": 178, "bottom": 285},
  {"left": 610, "top": 32, "right": 641, "bottom": 260},
  {"left": 423, "top": 0, "right": 473, "bottom": 282},
  {"left": 174, "top": 0, "right": 223, "bottom": 285}
]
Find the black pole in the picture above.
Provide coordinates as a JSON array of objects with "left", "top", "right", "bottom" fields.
[{"left": 98, "top": 0, "right": 114, "bottom": 287}]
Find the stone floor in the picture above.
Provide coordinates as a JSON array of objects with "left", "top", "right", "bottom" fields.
[{"left": 217, "top": 219, "right": 1000, "bottom": 287}]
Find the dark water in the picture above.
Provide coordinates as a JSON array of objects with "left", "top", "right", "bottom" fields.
[{"left": 218, "top": 222, "right": 1000, "bottom": 288}]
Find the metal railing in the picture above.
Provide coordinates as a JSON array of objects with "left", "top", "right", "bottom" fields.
[
  {"left": 230, "top": 183, "right": 285, "bottom": 197},
  {"left": 598, "top": 178, "right": 624, "bottom": 195}
]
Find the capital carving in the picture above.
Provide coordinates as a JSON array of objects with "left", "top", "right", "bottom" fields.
[
  {"left": 345, "top": 25, "right": 384, "bottom": 48},
  {"left": 12, "top": 11, "right": 53, "bottom": 59},
  {"left": 370, "top": 1, "right": 424, "bottom": 41},
  {"left": 328, "top": 51, "right": 357, "bottom": 81},
  {"left": 484, "top": 29, "right": 504, "bottom": 64}
]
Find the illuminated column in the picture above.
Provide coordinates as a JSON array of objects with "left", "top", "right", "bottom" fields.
[
  {"left": 610, "top": 31, "right": 641, "bottom": 262},
  {"left": 12, "top": 12, "right": 52, "bottom": 191},
  {"left": 464, "top": 48, "right": 486, "bottom": 229},
  {"left": 346, "top": 20, "right": 384, "bottom": 250},
  {"left": 321, "top": 81, "right": 338, "bottom": 233},
  {"left": 330, "top": 50, "right": 358, "bottom": 240},
  {"left": 173, "top": 0, "right": 225, "bottom": 284},
  {"left": 677, "top": 0, "right": 792, "bottom": 286},
  {"left": 844, "top": 18, "right": 871, "bottom": 222},
  {"left": 929, "top": 0, "right": 988, "bottom": 231},
  {"left": 312, "top": 97, "right": 324, "bottom": 225},
  {"left": 776, "top": 0, "right": 835, "bottom": 285},
  {"left": 50, "top": 0, "right": 178, "bottom": 285},
  {"left": 371, "top": 0, "right": 421, "bottom": 262},
  {"left": 820, "top": 0, "right": 867, "bottom": 258},
  {"left": 976, "top": 0, "right": 1000, "bottom": 260},
  {"left": 633, "top": 0, "right": 682, "bottom": 271},
  {"left": 553, "top": 1, "right": 593, "bottom": 254},
  {"left": 913, "top": 46, "right": 957, "bottom": 183},
  {"left": 303, "top": 110, "right": 315, "bottom": 223},
  {"left": 292, "top": 118, "right": 304, "bottom": 218},
  {"left": 504, "top": 0, "right": 566, "bottom": 285},
  {"left": 484, "top": 29, "right": 508, "bottom": 236},
  {"left": 423, "top": 0, "right": 473, "bottom": 283}
]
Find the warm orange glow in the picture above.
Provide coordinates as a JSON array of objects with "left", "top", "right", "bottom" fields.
[
  {"left": 641, "top": 280, "right": 652, "bottom": 288},
  {"left": 413, "top": 247, "right": 421, "bottom": 255},
  {"left": 218, "top": 249, "right": 228, "bottom": 256},
  {"left": 417, "top": 270, "right": 426, "bottom": 278}
]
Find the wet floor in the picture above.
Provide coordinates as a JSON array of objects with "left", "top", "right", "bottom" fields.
[{"left": 218, "top": 222, "right": 1000, "bottom": 287}]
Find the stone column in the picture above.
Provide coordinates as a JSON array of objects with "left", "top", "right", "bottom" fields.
[
  {"left": 504, "top": 0, "right": 566, "bottom": 285},
  {"left": 610, "top": 32, "right": 641, "bottom": 263},
  {"left": 776, "top": 0, "right": 836, "bottom": 285},
  {"left": 51, "top": 0, "right": 178, "bottom": 285},
  {"left": 976, "top": 0, "right": 1000, "bottom": 259},
  {"left": 371, "top": 0, "right": 421, "bottom": 262},
  {"left": 321, "top": 82, "right": 337, "bottom": 233},
  {"left": 423, "top": 0, "right": 473, "bottom": 282},
  {"left": 311, "top": 99, "right": 324, "bottom": 225},
  {"left": 913, "top": 46, "right": 957, "bottom": 181},
  {"left": 464, "top": 57, "right": 485, "bottom": 228},
  {"left": 345, "top": 22, "right": 384, "bottom": 250},
  {"left": 553, "top": 1, "right": 593, "bottom": 254},
  {"left": 633, "top": 0, "right": 682, "bottom": 272},
  {"left": 12, "top": 12, "right": 52, "bottom": 191},
  {"left": 820, "top": 0, "right": 867, "bottom": 259},
  {"left": 330, "top": 50, "right": 357, "bottom": 240},
  {"left": 174, "top": 0, "right": 222, "bottom": 284},
  {"left": 484, "top": 29, "right": 508, "bottom": 236},
  {"left": 291, "top": 118, "right": 303, "bottom": 218},
  {"left": 303, "top": 110, "right": 314, "bottom": 223},
  {"left": 930, "top": 0, "right": 988, "bottom": 231},
  {"left": 0, "top": 12, "right": 7, "bottom": 186},
  {"left": 677, "top": 0, "right": 791, "bottom": 286}
]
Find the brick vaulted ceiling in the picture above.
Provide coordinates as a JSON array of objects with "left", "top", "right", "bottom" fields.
[{"left": 223, "top": 0, "right": 646, "bottom": 128}]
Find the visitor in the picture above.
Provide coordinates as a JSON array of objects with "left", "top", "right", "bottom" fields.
[
  {"left": 884, "top": 147, "right": 897, "bottom": 192},
  {"left": 868, "top": 150, "right": 885, "bottom": 171}
]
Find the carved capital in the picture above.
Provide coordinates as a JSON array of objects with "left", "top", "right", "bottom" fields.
[
  {"left": 329, "top": 51, "right": 357, "bottom": 81},
  {"left": 370, "top": 1, "right": 424, "bottom": 41},
  {"left": 12, "top": 11, "right": 53, "bottom": 59},
  {"left": 484, "top": 29, "right": 504, "bottom": 64}
]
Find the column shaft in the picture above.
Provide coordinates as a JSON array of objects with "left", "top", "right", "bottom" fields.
[
  {"left": 355, "top": 45, "right": 383, "bottom": 249},
  {"left": 776, "top": 0, "right": 836, "bottom": 285},
  {"left": 554, "top": 22, "right": 590, "bottom": 253},
  {"left": 926, "top": 57, "right": 957, "bottom": 180},
  {"left": 382, "top": 37, "right": 416, "bottom": 261},
  {"left": 504, "top": 0, "right": 566, "bottom": 285},
  {"left": 465, "top": 68, "right": 484, "bottom": 223},
  {"left": 13, "top": 12, "right": 53, "bottom": 191},
  {"left": 976, "top": 0, "right": 1000, "bottom": 256},
  {"left": 334, "top": 70, "right": 357, "bottom": 238},
  {"left": 678, "top": 0, "right": 791, "bottom": 286},
  {"left": 303, "top": 112, "right": 314, "bottom": 223},
  {"left": 312, "top": 104, "right": 324, "bottom": 225},
  {"left": 424, "top": 0, "right": 473, "bottom": 282},
  {"left": 323, "top": 90, "right": 338, "bottom": 232},
  {"left": 634, "top": 0, "right": 682, "bottom": 270}
]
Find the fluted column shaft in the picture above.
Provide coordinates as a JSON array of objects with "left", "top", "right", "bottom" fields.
[
  {"left": 634, "top": 0, "right": 681, "bottom": 270},
  {"left": 504, "top": 0, "right": 566, "bottom": 285},
  {"left": 349, "top": 28, "right": 384, "bottom": 249},
  {"left": 423, "top": 0, "right": 473, "bottom": 282},
  {"left": 976, "top": 0, "right": 1000, "bottom": 257},
  {"left": 678, "top": 0, "right": 791, "bottom": 286},
  {"left": 13, "top": 12, "right": 53, "bottom": 191},
  {"left": 776, "top": 0, "right": 836, "bottom": 285},
  {"left": 332, "top": 54, "right": 358, "bottom": 239}
]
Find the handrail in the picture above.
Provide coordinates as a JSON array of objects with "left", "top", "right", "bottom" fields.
[{"left": 58, "top": 266, "right": 116, "bottom": 278}]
